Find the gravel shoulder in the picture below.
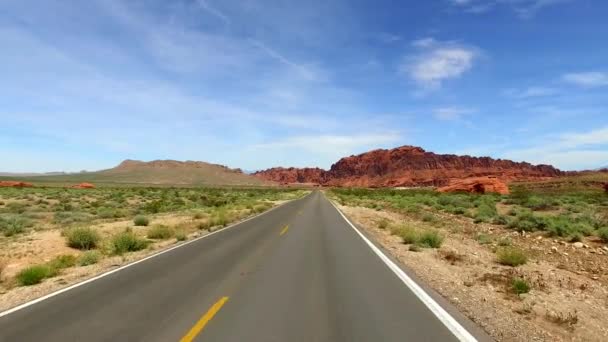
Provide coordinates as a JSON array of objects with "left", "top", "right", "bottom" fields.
[{"left": 337, "top": 203, "right": 608, "bottom": 342}]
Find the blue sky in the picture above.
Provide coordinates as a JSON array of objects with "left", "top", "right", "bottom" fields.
[{"left": 1, "top": 0, "right": 607, "bottom": 172}]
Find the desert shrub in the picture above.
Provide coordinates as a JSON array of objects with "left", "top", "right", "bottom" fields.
[
  {"left": 253, "top": 203, "right": 272, "bottom": 213},
  {"left": 133, "top": 215, "right": 150, "bottom": 227},
  {"left": 475, "top": 233, "right": 492, "bottom": 245},
  {"left": 111, "top": 231, "right": 148, "bottom": 255},
  {"left": 16, "top": 265, "right": 56, "bottom": 286},
  {"left": 399, "top": 227, "right": 420, "bottom": 244},
  {"left": 198, "top": 220, "right": 211, "bottom": 230},
  {"left": 492, "top": 215, "right": 509, "bottom": 225},
  {"left": 524, "top": 196, "right": 554, "bottom": 211},
  {"left": 65, "top": 227, "right": 100, "bottom": 250},
  {"left": 511, "top": 278, "right": 531, "bottom": 294},
  {"left": 568, "top": 232, "right": 583, "bottom": 242},
  {"left": 409, "top": 245, "right": 421, "bottom": 252},
  {"left": 210, "top": 211, "right": 229, "bottom": 227},
  {"left": 0, "top": 216, "right": 31, "bottom": 236},
  {"left": 5, "top": 202, "right": 27, "bottom": 214},
  {"left": 377, "top": 218, "right": 389, "bottom": 229},
  {"left": 598, "top": 227, "right": 608, "bottom": 243},
  {"left": 48, "top": 254, "right": 77, "bottom": 270},
  {"left": 147, "top": 225, "right": 174, "bottom": 240},
  {"left": 507, "top": 210, "right": 546, "bottom": 232},
  {"left": 474, "top": 197, "right": 498, "bottom": 223},
  {"left": 421, "top": 214, "right": 436, "bottom": 223},
  {"left": 53, "top": 211, "right": 93, "bottom": 224},
  {"left": 175, "top": 231, "right": 187, "bottom": 241},
  {"left": 78, "top": 251, "right": 101, "bottom": 266},
  {"left": 497, "top": 237, "right": 512, "bottom": 246},
  {"left": 417, "top": 230, "right": 443, "bottom": 248},
  {"left": 497, "top": 247, "right": 528, "bottom": 266},
  {"left": 192, "top": 212, "right": 204, "bottom": 220},
  {"left": 97, "top": 207, "right": 118, "bottom": 219}
]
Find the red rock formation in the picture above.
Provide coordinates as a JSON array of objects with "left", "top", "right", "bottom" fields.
[
  {"left": 253, "top": 145, "right": 562, "bottom": 187},
  {"left": 0, "top": 181, "right": 33, "bottom": 188},
  {"left": 437, "top": 177, "right": 510, "bottom": 195},
  {"left": 253, "top": 167, "right": 326, "bottom": 184},
  {"left": 71, "top": 183, "right": 96, "bottom": 189},
  {"left": 603, "top": 183, "right": 608, "bottom": 193}
]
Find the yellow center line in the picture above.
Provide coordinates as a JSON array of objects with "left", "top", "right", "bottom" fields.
[
  {"left": 180, "top": 296, "right": 229, "bottom": 342},
  {"left": 280, "top": 225, "right": 289, "bottom": 236}
]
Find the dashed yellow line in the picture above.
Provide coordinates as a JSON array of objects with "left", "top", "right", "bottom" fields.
[
  {"left": 280, "top": 225, "right": 289, "bottom": 236},
  {"left": 180, "top": 296, "right": 229, "bottom": 342}
]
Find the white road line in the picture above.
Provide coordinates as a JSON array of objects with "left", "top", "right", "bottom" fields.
[
  {"left": 328, "top": 199, "right": 478, "bottom": 342},
  {"left": 0, "top": 194, "right": 309, "bottom": 318}
]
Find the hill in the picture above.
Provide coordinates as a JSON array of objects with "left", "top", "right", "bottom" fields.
[
  {"left": 1, "top": 160, "right": 271, "bottom": 187},
  {"left": 253, "top": 145, "right": 562, "bottom": 187}
]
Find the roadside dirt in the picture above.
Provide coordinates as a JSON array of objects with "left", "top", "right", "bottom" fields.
[
  {"left": 337, "top": 204, "right": 608, "bottom": 342},
  {"left": 0, "top": 201, "right": 287, "bottom": 312}
]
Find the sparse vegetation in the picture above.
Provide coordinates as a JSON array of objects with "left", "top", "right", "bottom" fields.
[
  {"left": 65, "top": 227, "right": 100, "bottom": 250},
  {"left": 133, "top": 215, "right": 150, "bottom": 226},
  {"left": 16, "top": 265, "right": 55, "bottom": 286},
  {"left": 417, "top": 230, "right": 443, "bottom": 248},
  {"left": 511, "top": 278, "right": 531, "bottom": 294},
  {"left": 497, "top": 247, "right": 528, "bottom": 266},
  {"left": 377, "top": 218, "right": 389, "bottom": 229},
  {"left": 147, "top": 225, "right": 174, "bottom": 240},
  {"left": 111, "top": 230, "right": 149, "bottom": 255},
  {"left": 175, "top": 231, "right": 187, "bottom": 241},
  {"left": 546, "top": 310, "right": 579, "bottom": 329},
  {"left": 598, "top": 227, "right": 608, "bottom": 243},
  {"left": 78, "top": 251, "right": 101, "bottom": 266}
]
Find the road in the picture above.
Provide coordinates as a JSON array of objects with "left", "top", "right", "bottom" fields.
[{"left": 0, "top": 191, "right": 487, "bottom": 342}]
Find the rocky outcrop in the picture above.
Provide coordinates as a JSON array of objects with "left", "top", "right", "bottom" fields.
[
  {"left": 253, "top": 145, "right": 562, "bottom": 187},
  {"left": 253, "top": 167, "right": 326, "bottom": 184},
  {"left": 114, "top": 160, "right": 244, "bottom": 174},
  {"left": 437, "top": 177, "right": 510, "bottom": 195},
  {"left": 0, "top": 181, "right": 33, "bottom": 188},
  {"left": 71, "top": 183, "right": 95, "bottom": 189},
  {"left": 604, "top": 183, "right": 608, "bottom": 193}
]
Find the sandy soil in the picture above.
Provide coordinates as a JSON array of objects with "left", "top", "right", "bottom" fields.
[{"left": 337, "top": 204, "right": 608, "bottom": 342}]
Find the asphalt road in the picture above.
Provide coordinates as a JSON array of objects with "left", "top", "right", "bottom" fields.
[{"left": 0, "top": 191, "right": 487, "bottom": 342}]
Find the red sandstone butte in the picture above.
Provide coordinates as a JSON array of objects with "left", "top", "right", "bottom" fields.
[
  {"left": 71, "top": 183, "right": 96, "bottom": 189},
  {"left": 253, "top": 145, "right": 561, "bottom": 187},
  {"left": 0, "top": 181, "right": 34, "bottom": 188}
]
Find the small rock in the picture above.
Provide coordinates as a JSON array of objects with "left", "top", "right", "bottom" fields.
[
  {"left": 551, "top": 246, "right": 558, "bottom": 253},
  {"left": 583, "top": 244, "right": 589, "bottom": 249},
  {"left": 536, "top": 236, "right": 543, "bottom": 240},
  {"left": 603, "top": 246, "right": 608, "bottom": 252},
  {"left": 573, "top": 242, "right": 584, "bottom": 248}
]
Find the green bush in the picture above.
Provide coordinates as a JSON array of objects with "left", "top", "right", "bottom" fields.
[
  {"left": 48, "top": 254, "right": 77, "bottom": 270},
  {"left": 16, "top": 265, "right": 55, "bottom": 286},
  {"left": 111, "top": 231, "right": 148, "bottom": 255},
  {"left": 475, "top": 233, "right": 492, "bottom": 245},
  {"left": 78, "top": 251, "right": 101, "bottom": 266},
  {"left": 0, "top": 216, "right": 31, "bottom": 236},
  {"left": 598, "top": 227, "right": 608, "bottom": 243},
  {"left": 398, "top": 227, "right": 420, "bottom": 245},
  {"left": 416, "top": 230, "right": 443, "bottom": 248},
  {"left": 511, "top": 278, "right": 531, "bottom": 294},
  {"left": 421, "top": 214, "right": 436, "bottom": 223},
  {"left": 497, "top": 247, "right": 528, "bottom": 266},
  {"left": 65, "top": 227, "right": 100, "bottom": 250},
  {"left": 175, "top": 231, "right": 187, "bottom": 241},
  {"left": 133, "top": 215, "right": 150, "bottom": 227},
  {"left": 147, "top": 225, "right": 174, "bottom": 240},
  {"left": 475, "top": 198, "right": 498, "bottom": 223}
]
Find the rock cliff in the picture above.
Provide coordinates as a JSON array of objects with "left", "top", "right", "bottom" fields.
[{"left": 253, "top": 145, "right": 562, "bottom": 187}]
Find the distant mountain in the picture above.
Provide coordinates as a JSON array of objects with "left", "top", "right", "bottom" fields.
[
  {"left": 0, "top": 172, "right": 66, "bottom": 177},
  {"left": 7, "top": 160, "right": 270, "bottom": 186},
  {"left": 254, "top": 145, "right": 562, "bottom": 187}
]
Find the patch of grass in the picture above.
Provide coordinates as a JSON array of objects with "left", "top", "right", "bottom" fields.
[
  {"left": 598, "top": 227, "right": 608, "bottom": 243},
  {"left": 511, "top": 278, "right": 531, "bottom": 294},
  {"left": 421, "top": 213, "right": 436, "bottom": 223},
  {"left": 133, "top": 215, "right": 150, "bottom": 227},
  {"left": 175, "top": 231, "right": 187, "bottom": 241},
  {"left": 111, "top": 230, "right": 149, "bottom": 255},
  {"left": 475, "top": 233, "right": 493, "bottom": 245},
  {"left": 409, "top": 244, "right": 421, "bottom": 252},
  {"left": 497, "top": 237, "right": 512, "bottom": 246},
  {"left": 497, "top": 247, "right": 528, "bottom": 267},
  {"left": 377, "top": 218, "right": 389, "bottom": 229},
  {"left": 0, "top": 216, "right": 31, "bottom": 236},
  {"left": 16, "top": 265, "right": 56, "bottom": 286},
  {"left": 65, "top": 227, "right": 100, "bottom": 250},
  {"left": 78, "top": 251, "right": 101, "bottom": 266},
  {"left": 48, "top": 254, "right": 77, "bottom": 270},
  {"left": 416, "top": 230, "right": 443, "bottom": 248},
  {"left": 147, "top": 224, "right": 174, "bottom": 240}
]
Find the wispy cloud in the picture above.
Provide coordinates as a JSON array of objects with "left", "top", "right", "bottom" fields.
[
  {"left": 401, "top": 38, "right": 479, "bottom": 90},
  {"left": 433, "top": 107, "right": 475, "bottom": 121},
  {"left": 503, "top": 126, "right": 608, "bottom": 170},
  {"left": 197, "top": 0, "right": 230, "bottom": 25},
  {"left": 448, "top": 0, "right": 573, "bottom": 18},
  {"left": 562, "top": 72, "right": 608, "bottom": 88},
  {"left": 504, "top": 86, "right": 558, "bottom": 98}
]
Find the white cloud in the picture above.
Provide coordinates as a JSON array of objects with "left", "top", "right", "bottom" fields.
[
  {"left": 402, "top": 39, "right": 479, "bottom": 89},
  {"left": 562, "top": 72, "right": 608, "bottom": 88},
  {"left": 449, "top": 0, "right": 573, "bottom": 18},
  {"left": 503, "top": 126, "right": 608, "bottom": 170},
  {"left": 504, "top": 86, "right": 558, "bottom": 98},
  {"left": 433, "top": 107, "right": 474, "bottom": 121},
  {"left": 197, "top": 0, "right": 230, "bottom": 25}
]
